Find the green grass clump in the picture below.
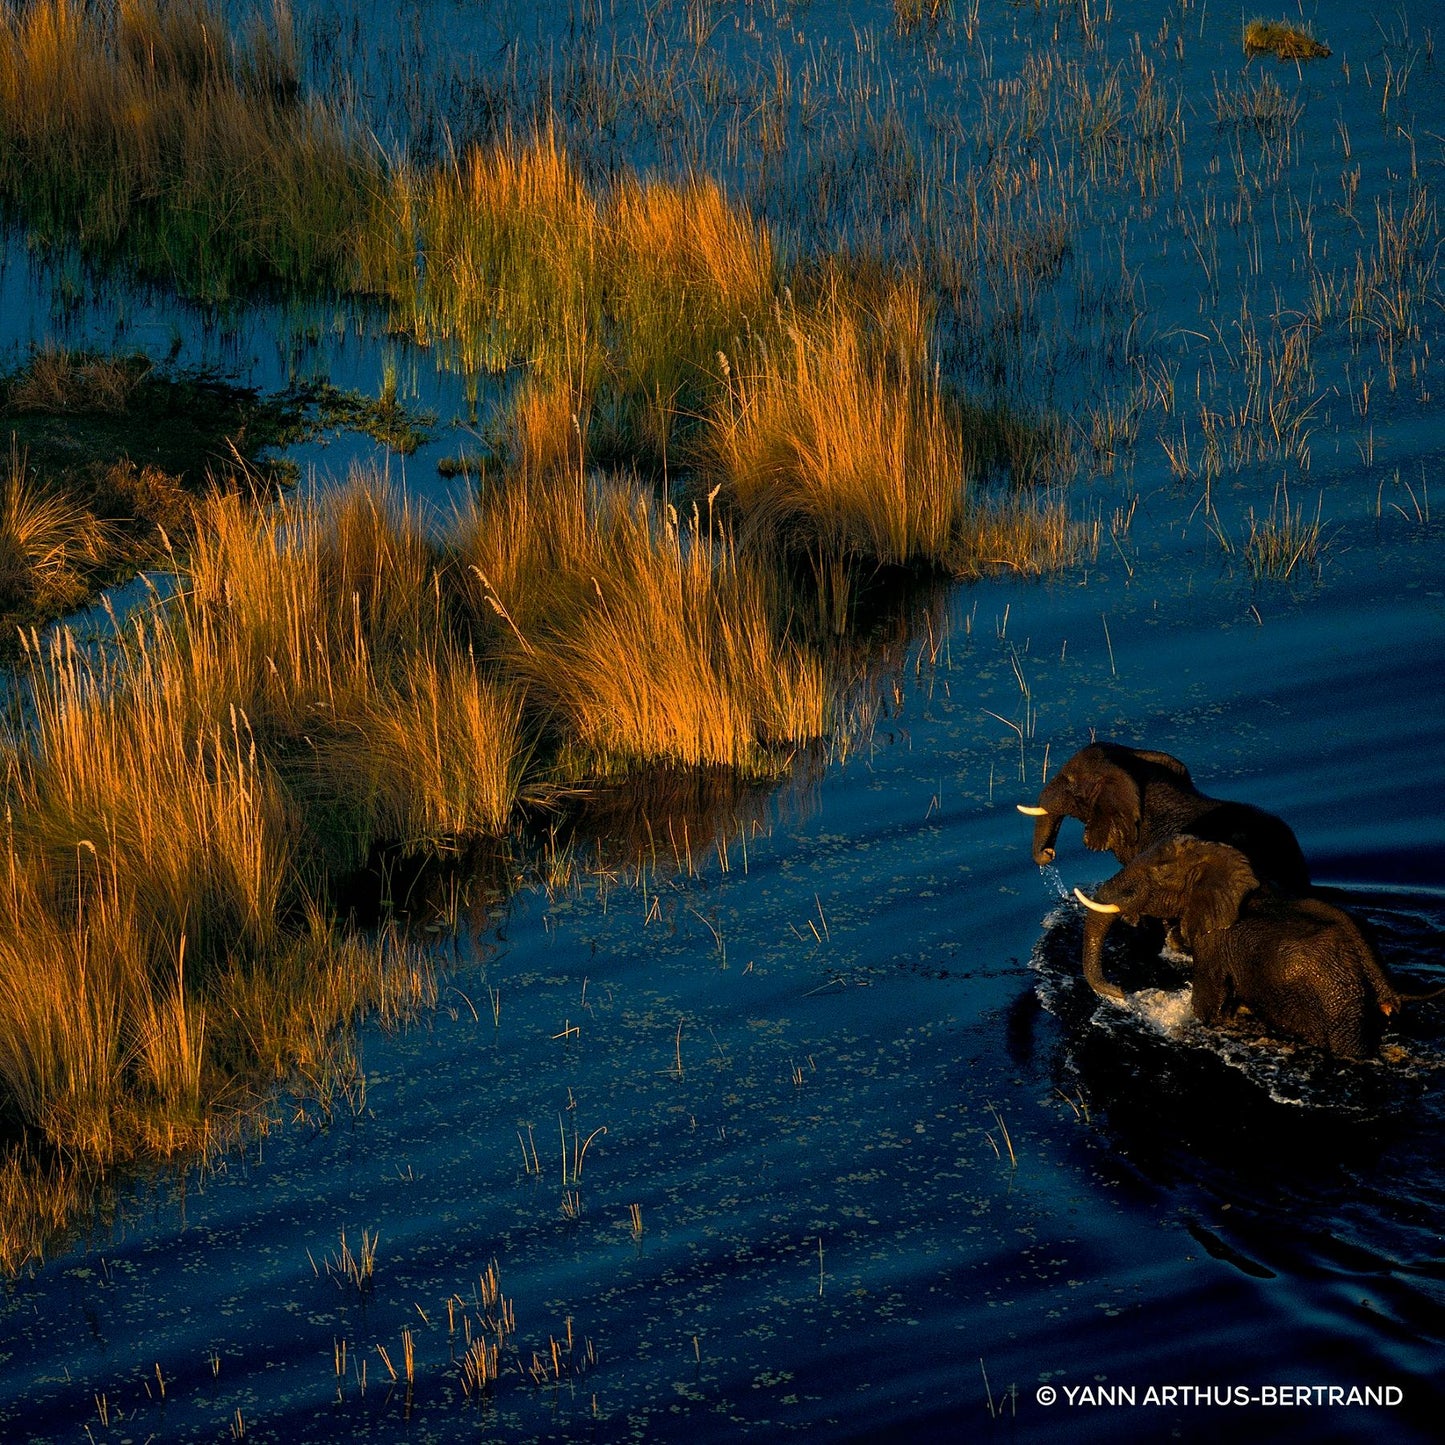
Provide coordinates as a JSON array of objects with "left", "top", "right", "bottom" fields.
[
  {"left": 0, "top": 0, "right": 379, "bottom": 300},
  {"left": 1243, "top": 20, "right": 1331, "bottom": 61}
]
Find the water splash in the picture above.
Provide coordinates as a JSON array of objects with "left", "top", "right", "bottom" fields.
[
  {"left": 1039, "top": 863, "right": 1070, "bottom": 901},
  {"left": 1027, "top": 900, "right": 1442, "bottom": 1114}
]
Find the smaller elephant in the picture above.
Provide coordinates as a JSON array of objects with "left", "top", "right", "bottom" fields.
[
  {"left": 1073, "top": 836, "right": 1437, "bottom": 1059},
  {"left": 1017, "top": 741, "right": 1310, "bottom": 892}
]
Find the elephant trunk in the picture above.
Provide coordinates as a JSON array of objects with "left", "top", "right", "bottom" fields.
[
  {"left": 1074, "top": 887, "right": 1126, "bottom": 1003},
  {"left": 1016, "top": 804, "right": 1062, "bottom": 866}
]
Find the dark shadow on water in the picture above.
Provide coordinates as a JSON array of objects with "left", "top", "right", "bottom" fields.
[{"left": 329, "top": 834, "right": 514, "bottom": 933}]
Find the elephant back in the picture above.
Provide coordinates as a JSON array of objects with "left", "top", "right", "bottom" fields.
[{"left": 1181, "top": 800, "right": 1310, "bottom": 893}]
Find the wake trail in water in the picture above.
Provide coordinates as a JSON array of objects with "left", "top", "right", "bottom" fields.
[{"left": 1028, "top": 900, "right": 1445, "bottom": 1113}]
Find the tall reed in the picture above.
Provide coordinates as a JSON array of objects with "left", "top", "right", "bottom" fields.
[
  {"left": 451, "top": 472, "right": 827, "bottom": 775},
  {"left": 0, "top": 0, "right": 377, "bottom": 298}
]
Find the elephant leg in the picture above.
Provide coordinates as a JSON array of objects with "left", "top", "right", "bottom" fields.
[{"left": 1188, "top": 960, "right": 1229, "bottom": 1025}]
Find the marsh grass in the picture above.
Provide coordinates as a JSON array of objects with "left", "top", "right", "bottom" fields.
[
  {"left": 4, "top": 350, "right": 147, "bottom": 415},
  {"left": 0, "top": 445, "right": 111, "bottom": 614},
  {"left": 706, "top": 277, "right": 1080, "bottom": 572},
  {"left": 360, "top": 132, "right": 600, "bottom": 377},
  {"left": 893, "top": 0, "right": 950, "bottom": 37},
  {"left": 0, "top": 1, "right": 1124, "bottom": 1256},
  {"left": 0, "top": 0, "right": 379, "bottom": 300},
  {"left": 1213, "top": 71, "right": 1303, "bottom": 139},
  {"left": 0, "top": 3, "right": 1085, "bottom": 579},
  {"left": 1244, "top": 20, "right": 1331, "bottom": 61},
  {"left": 1243, "top": 484, "right": 1327, "bottom": 581},
  {"left": 0, "top": 457, "right": 839, "bottom": 1241},
  {"left": 452, "top": 472, "right": 827, "bottom": 775},
  {"left": 175, "top": 483, "right": 527, "bottom": 868},
  {"left": 0, "top": 347, "right": 350, "bottom": 649},
  {"left": 707, "top": 279, "right": 967, "bottom": 565}
]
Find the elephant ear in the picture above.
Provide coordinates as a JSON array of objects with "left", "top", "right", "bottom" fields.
[
  {"left": 1082, "top": 769, "right": 1140, "bottom": 856},
  {"left": 1132, "top": 748, "right": 1193, "bottom": 785},
  {"left": 1180, "top": 842, "right": 1260, "bottom": 938}
]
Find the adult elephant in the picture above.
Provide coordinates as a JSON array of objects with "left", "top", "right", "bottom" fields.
[
  {"left": 1073, "top": 837, "right": 1438, "bottom": 1058},
  {"left": 1017, "top": 741, "right": 1310, "bottom": 892}
]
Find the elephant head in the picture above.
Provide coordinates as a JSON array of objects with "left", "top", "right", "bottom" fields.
[
  {"left": 1017, "top": 743, "right": 1194, "bottom": 867},
  {"left": 1072, "top": 837, "right": 1260, "bottom": 1002}
]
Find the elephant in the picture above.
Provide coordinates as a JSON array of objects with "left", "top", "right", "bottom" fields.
[
  {"left": 1072, "top": 836, "right": 1439, "bottom": 1059},
  {"left": 1017, "top": 741, "right": 1310, "bottom": 892}
]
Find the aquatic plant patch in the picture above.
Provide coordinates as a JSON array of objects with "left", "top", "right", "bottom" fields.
[{"left": 1243, "top": 20, "right": 1332, "bottom": 61}]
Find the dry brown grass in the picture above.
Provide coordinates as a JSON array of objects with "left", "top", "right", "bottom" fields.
[
  {"left": 4, "top": 349, "right": 149, "bottom": 414},
  {"left": 707, "top": 279, "right": 968, "bottom": 565},
  {"left": 702, "top": 277, "right": 1075, "bottom": 572},
  {"left": 0, "top": 475, "right": 507, "bottom": 1186},
  {"left": 0, "top": 445, "right": 111, "bottom": 610}
]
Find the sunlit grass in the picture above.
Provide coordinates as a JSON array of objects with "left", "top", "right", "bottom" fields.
[
  {"left": 705, "top": 276, "right": 1080, "bottom": 571},
  {"left": 451, "top": 471, "right": 828, "bottom": 775},
  {"left": 708, "top": 280, "right": 967, "bottom": 565},
  {"left": 0, "top": 444, "right": 110, "bottom": 612},
  {"left": 0, "top": 0, "right": 1129, "bottom": 1250},
  {"left": 1243, "top": 485, "right": 1327, "bottom": 581},
  {"left": 359, "top": 131, "right": 600, "bottom": 377},
  {"left": 1243, "top": 20, "right": 1331, "bottom": 61}
]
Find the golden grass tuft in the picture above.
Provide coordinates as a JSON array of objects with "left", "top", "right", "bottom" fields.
[
  {"left": 0, "top": 473, "right": 505, "bottom": 1181},
  {"left": 706, "top": 279, "right": 971, "bottom": 565},
  {"left": 1243, "top": 20, "right": 1331, "bottom": 61},
  {"left": 599, "top": 175, "right": 776, "bottom": 461},
  {"left": 4, "top": 348, "right": 148, "bottom": 414},
  {"left": 497, "top": 373, "right": 591, "bottom": 483},
  {"left": 362, "top": 132, "right": 600, "bottom": 377},
  {"left": 1243, "top": 485, "right": 1327, "bottom": 581},
  {"left": 0, "top": 445, "right": 111, "bottom": 609},
  {"left": 453, "top": 473, "right": 827, "bottom": 775}
]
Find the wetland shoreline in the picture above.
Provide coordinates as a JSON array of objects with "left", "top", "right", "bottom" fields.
[{"left": 0, "top": 0, "right": 1442, "bottom": 1439}]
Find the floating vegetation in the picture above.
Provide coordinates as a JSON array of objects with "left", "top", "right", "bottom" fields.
[{"left": 1244, "top": 20, "right": 1332, "bottom": 61}]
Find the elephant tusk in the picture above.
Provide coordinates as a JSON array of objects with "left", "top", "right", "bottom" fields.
[
  {"left": 1073, "top": 888, "right": 1121, "bottom": 915},
  {"left": 1016, "top": 804, "right": 1049, "bottom": 816}
]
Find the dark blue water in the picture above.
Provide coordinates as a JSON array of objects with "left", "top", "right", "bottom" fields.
[{"left": 3, "top": 1, "right": 1445, "bottom": 1440}]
